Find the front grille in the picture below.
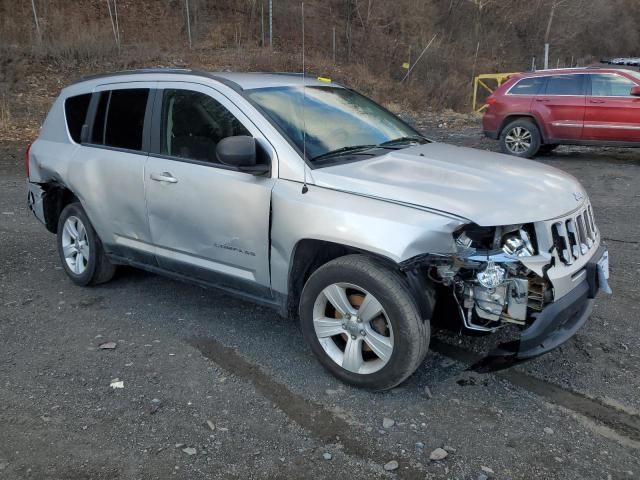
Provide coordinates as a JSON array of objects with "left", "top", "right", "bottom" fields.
[{"left": 550, "top": 202, "right": 598, "bottom": 266}]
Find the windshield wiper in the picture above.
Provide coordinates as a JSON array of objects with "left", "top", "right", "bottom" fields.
[
  {"left": 311, "top": 136, "right": 428, "bottom": 162},
  {"left": 377, "top": 135, "right": 428, "bottom": 147},
  {"left": 311, "top": 144, "right": 377, "bottom": 162}
]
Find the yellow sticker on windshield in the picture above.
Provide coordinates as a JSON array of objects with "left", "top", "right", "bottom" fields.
[{"left": 317, "top": 76, "right": 332, "bottom": 83}]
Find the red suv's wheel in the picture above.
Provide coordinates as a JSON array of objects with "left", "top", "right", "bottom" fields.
[{"left": 499, "top": 119, "right": 541, "bottom": 158}]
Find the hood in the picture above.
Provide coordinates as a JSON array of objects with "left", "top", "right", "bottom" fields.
[{"left": 312, "top": 143, "right": 587, "bottom": 226}]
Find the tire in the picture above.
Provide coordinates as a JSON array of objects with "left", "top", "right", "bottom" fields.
[
  {"left": 539, "top": 144, "right": 559, "bottom": 154},
  {"left": 57, "top": 202, "right": 116, "bottom": 286},
  {"left": 499, "top": 119, "right": 541, "bottom": 158},
  {"left": 299, "top": 255, "right": 429, "bottom": 391}
]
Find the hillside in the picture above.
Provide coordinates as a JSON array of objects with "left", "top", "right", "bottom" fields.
[{"left": 1, "top": 0, "right": 639, "bottom": 140}]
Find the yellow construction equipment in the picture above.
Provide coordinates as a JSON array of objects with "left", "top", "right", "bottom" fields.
[{"left": 472, "top": 72, "right": 520, "bottom": 112}]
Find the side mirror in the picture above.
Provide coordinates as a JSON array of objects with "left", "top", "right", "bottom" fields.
[
  {"left": 216, "top": 136, "right": 269, "bottom": 175},
  {"left": 631, "top": 86, "right": 640, "bottom": 96}
]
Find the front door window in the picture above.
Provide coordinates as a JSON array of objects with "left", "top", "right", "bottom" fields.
[{"left": 161, "top": 89, "right": 250, "bottom": 163}]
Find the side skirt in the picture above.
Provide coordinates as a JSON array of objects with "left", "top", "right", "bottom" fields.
[
  {"left": 108, "top": 253, "right": 286, "bottom": 314},
  {"left": 546, "top": 139, "right": 640, "bottom": 148}
]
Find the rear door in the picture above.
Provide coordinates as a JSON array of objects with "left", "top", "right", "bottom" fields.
[
  {"left": 79, "top": 83, "right": 156, "bottom": 264},
  {"left": 584, "top": 73, "right": 640, "bottom": 142},
  {"left": 531, "top": 74, "right": 586, "bottom": 141},
  {"left": 144, "top": 82, "right": 277, "bottom": 296}
]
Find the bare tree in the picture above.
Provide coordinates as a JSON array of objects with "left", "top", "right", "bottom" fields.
[
  {"left": 106, "top": 0, "right": 120, "bottom": 51},
  {"left": 185, "top": 0, "right": 192, "bottom": 48},
  {"left": 30, "top": 0, "right": 41, "bottom": 43}
]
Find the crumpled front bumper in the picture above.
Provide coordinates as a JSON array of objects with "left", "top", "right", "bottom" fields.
[{"left": 471, "top": 246, "right": 610, "bottom": 372}]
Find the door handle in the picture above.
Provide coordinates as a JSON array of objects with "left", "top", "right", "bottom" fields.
[
  {"left": 590, "top": 99, "right": 606, "bottom": 104},
  {"left": 150, "top": 172, "right": 178, "bottom": 183},
  {"left": 535, "top": 98, "right": 550, "bottom": 102}
]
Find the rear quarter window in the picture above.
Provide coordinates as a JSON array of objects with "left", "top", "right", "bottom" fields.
[
  {"left": 64, "top": 93, "right": 92, "bottom": 143},
  {"left": 508, "top": 77, "right": 545, "bottom": 95},
  {"left": 590, "top": 74, "right": 636, "bottom": 96}
]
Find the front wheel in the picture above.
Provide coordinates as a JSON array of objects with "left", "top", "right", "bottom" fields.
[
  {"left": 57, "top": 202, "right": 116, "bottom": 286},
  {"left": 299, "top": 255, "right": 429, "bottom": 391},
  {"left": 499, "top": 119, "right": 541, "bottom": 158}
]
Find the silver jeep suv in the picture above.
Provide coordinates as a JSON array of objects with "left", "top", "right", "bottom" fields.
[{"left": 26, "top": 70, "right": 611, "bottom": 390}]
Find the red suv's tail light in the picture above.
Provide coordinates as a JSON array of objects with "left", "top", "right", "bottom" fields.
[
  {"left": 25, "top": 143, "right": 32, "bottom": 178},
  {"left": 485, "top": 96, "right": 498, "bottom": 106}
]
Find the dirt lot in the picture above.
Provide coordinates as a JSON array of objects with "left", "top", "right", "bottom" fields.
[{"left": 1, "top": 118, "right": 640, "bottom": 479}]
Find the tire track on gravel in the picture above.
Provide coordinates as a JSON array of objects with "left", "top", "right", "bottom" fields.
[
  {"left": 430, "top": 340, "right": 640, "bottom": 446},
  {"left": 189, "top": 337, "right": 427, "bottom": 479}
]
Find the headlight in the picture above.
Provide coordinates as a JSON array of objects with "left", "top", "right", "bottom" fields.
[
  {"left": 502, "top": 229, "right": 535, "bottom": 257},
  {"left": 454, "top": 224, "right": 496, "bottom": 251},
  {"left": 455, "top": 224, "right": 537, "bottom": 257}
]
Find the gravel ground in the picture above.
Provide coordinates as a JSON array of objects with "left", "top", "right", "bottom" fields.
[{"left": 1, "top": 125, "right": 639, "bottom": 479}]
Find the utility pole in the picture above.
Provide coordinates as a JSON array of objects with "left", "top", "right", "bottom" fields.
[
  {"left": 544, "top": 0, "right": 568, "bottom": 70},
  {"left": 269, "top": 0, "right": 273, "bottom": 49},
  {"left": 544, "top": 43, "right": 549, "bottom": 70}
]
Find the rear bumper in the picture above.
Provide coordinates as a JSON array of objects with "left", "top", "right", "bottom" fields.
[{"left": 472, "top": 246, "right": 610, "bottom": 372}]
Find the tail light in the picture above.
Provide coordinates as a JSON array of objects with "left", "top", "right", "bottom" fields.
[
  {"left": 485, "top": 96, "right": 498, "bottom": 106},
  {"left": 25, "top": 143, "right": 32, "bottom": 178}
]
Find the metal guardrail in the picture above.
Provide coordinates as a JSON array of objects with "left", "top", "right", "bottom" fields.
[{"left": 472, "top": 72, "right": 519, "bottom": 112}]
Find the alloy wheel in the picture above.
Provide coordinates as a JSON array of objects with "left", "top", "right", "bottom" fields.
[
  {"left": 504, "top": 126, "right": 532, "bottom": 154},
  {"left": 312, "top": 283, "right": 394, "bottom": 374},
  {"left": 61, "top": 215, "right": 90, "bottom": 275}
]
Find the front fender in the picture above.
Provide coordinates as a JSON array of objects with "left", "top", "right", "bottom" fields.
[{"left": 270, "top": 180, "right": 465, "bottom": 295}]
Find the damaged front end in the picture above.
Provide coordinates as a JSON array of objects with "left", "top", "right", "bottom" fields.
[{"left": 402, "top": 219, "right": 611, "bottom": 371}]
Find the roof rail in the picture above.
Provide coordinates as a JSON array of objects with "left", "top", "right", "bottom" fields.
[
  {"left": 71, "top": 68, "right": 193, "bottom": 83},
  {"left": 69, "top": 68, "right": 245, "bottom": 92}
]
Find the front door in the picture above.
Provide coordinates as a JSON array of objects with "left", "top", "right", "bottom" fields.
[
  {"left": 584, "top": 73, "right": 640, "bottom": 142},
  {"left": 532, "top": 74, "right": 586, "bottom": 141},
  {"left": 144, "top": 83, "right": 277, "bottom": 297}
]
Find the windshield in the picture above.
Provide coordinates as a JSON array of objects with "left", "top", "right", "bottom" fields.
[{"left": 246, "top": 86, "right": 423, "bottom": 163}]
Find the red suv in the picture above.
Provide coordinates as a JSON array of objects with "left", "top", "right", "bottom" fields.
[{"left": 482, "top": 68, "right": 640, "bottom": 157}]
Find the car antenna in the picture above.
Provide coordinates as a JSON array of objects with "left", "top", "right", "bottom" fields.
[{"left": 301, "top": 1, "right": 309, "bottom": 194}]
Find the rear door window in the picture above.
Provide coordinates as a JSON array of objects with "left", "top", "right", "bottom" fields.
[
  {"left": 544, "top": 75, "right": 585, "bottom": 96},
  {"left": 508, "top": 77, "right": 545, "bottom": 95},
  {"left": 589, "top": 74, "right": 636, "bottom": 96},
  {"left": 64, "top": 93, "right": 91, "bottom": 143},
  {"left": 90, "top": 89, "right": 150, "bottom": 151}
]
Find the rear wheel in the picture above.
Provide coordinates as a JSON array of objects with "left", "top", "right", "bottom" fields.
[
  {"left": 500, "top": 119, "right": 541, "bottom": 158},
  {"left": 299, "top": 255, "right": 429, "bottom": 391},
  {"left": 57, "top": 203, "right": 116, "bottom": 286}
]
